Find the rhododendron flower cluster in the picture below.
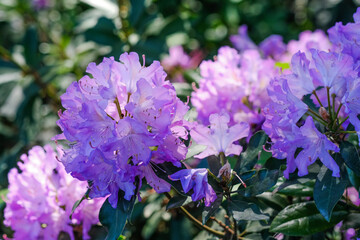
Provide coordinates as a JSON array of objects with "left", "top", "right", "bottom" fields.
[
  {"left": 56, "top": 52, "right": 189, "bottom": 208},
  {"left": 230, "top": 25, "right": 332, "bottom": 63},
  {"left": 4, "top": 145, "right": 104, "bottom": 240},
  {"left": 262, "top": 43, "right": 360, "bottom": 178},
  {"left": 191, "top": 46, "right": 276, "bottom": 130}
]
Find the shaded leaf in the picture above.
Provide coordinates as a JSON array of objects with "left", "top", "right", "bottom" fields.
[
  {"left": 340, "top": 141, "right": 360, "bottom": 176},
  {"left": 236, "top": 169, "right": 279, "bottom": 197},
  {"left": 202, "top": 193, "right": 223, "bottom": 224},
  {"left": 235, "top": 131, "right": 268, "bottom": 173},
  {"left": 228, "top": 199, "right": 269, "bottom": 221},
  {"left": 167, "top": 195, "right": 192, "bottom": 210},
  {"left": 270, "top": 202, "right": 348, "bottom": 236},
  {"left": 314, "top": 166, "right": 348, "bottom": 221}
]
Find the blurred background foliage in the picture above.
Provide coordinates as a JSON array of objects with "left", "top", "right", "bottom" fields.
[{"left": 0, "top": 0, "right": 359, "bottom": 239}]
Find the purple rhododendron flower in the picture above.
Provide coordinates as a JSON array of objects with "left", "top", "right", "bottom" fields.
[
  {"left": 259, "top": 35, "right": 286, "bottom": 60},
  {"left": 4, "top": 145, "right": 105, "bottom": 240},
  {"left": 190, "top": 113, "right": 249, "bottom": 159},
  {"left": 283, "top": 30, "right": 332, "bottom": 64},
  {"left": 169, "top": 169, "right": 217, "bottom": 206},
  {"left": 295, "top": 117, "right": 340, "bottom": 177},
  {"left": 328, "top": 8, "right": 360, "bottom": 63},
  {"left": 55, "top": 52, "right": 189, "bottom": 208},
  {"left": 192, "top": 46, "right": 277, "bottom": 130},
  {"left": 230, "top": 25, "right": 257, "bottom": 52},
  {"left": 262, "top": 40, "right": 360, "bottom": 178}
]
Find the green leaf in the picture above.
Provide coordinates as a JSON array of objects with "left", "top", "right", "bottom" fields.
[
  {"left": 277, "top": 180, "right": 314, "bottom": 197},
  {"left": 270, "top": 202, "right": 348, "bottom": 236},
  {"left": 228, "top": 199, "right": 269, "bottom": 221},
  {"left": 0, "top": 188, "right": 8, "bottom": 205},
  {"left": 141, "top": 211, "right": 163, "bottom": 239},
  {"left": 314, "top": 166, "right": 348, "bottom": 221},
  {"left": 202, "top": 193, "right": 223, "bottom": 224},
  {"left": 99, "top": 190, "right": 137, "bottom": 240},
  {"left": 23, "top": 25, "right": 40, "bottom": 67},
  {"left": 167, "top": 195, "right": 192, "bottom": 210},
  {"left": 236, "top": 169, "right": 279, "bottom": 197},
  {"left": 152, "top": 162, "right": 187, "bottom": 195},
  {"left": 70, "top": 188, "right": 90, "bottom": 219},
  {"left": 340, "top": 141, "right": 360, "bottom": 176},
  {"left": 129, "top": 0, "right": 145, "bottom": 26},
  {"left": 235, "top": 131, "right": 268, "bottom": 173}
]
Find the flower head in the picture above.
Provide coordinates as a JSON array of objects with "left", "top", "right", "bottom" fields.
[
  {"left": 191, "top": 46, "right": 276, "bottom": 129},
  {"left": 56, "top": 52, "right": 189, "bottom": 208},
  {"left": 263, "top": 46, "right": 358, "bottom": 178},
  {"left": 169, "top": 169, "right": 217, "bottom": 206},
  {"left": 4, "top": 145, "right": 104, "bottom": 240},
  {"left": 190, "top": 113, "right": 249, "bottom": 159}
]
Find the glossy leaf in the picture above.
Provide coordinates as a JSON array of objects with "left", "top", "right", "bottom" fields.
[
  {"left": 235, "top": 131, "right": 268, "bottom": 173},
  {"left": 236, "top": 169, "right": 279, "bottom": 197},
  {"left": 202, "top": 193, "right": 223, "bottom": 224},
  {"left": 167, "top": 195, "right": 192, "bottom": 210},
  {"left": 314, "top": 166, "right": 348, "bottom": 221},
  {"left": 270, "top": 202, "right": 348, "bottom": 236},
  {"left": 228, "top": 199, "right": 269, "bottom": 221},
  {"left": 340, "top": 141, "right": 360, "bottom": 176},
  {"left": 99, "top": 190, "right": 137, "bottom": 240}
]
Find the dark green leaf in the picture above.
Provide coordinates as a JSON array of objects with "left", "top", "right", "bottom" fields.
[
  {"left": 236, "top": 169, "right": 279, "bottom": 197},
  {"left": 70, "top": 188, "right": 90, "bottom": 219},
  {"left": 152, "top": 162, "right": 187, "bottom": 195},
  {"left": 346, "top": 166, "right": 360, "bottom": 190},
  {"left": 99, "top": 198, "right": 128, "bottom": 240},
  {"left": 167, "top": 195, "right": 192, "bottom": 210},
  {"left": 235, "top": 131, "right": 268, "bottom": 173},
  {"left": 23, "top": 25, "right": 40, "bottom": 67},
  {"left": 314, "top": 166, "right": 348, "bottom": 221},
  {"left": 202, "top": 193, "right": 223, "bottom": 224},
  {"left": 277, "top": 180, "right": 314, "bottom": 197},
  {"left": 141, "top": 211, "right": 163, "bottom": 239},
  {"left": 270, "top": 202, "right": 348, "bottom": 236},
  {"left": 340, "top": 141, "right": 360, "bottom": 176},
  {"left": 228, "top": 199, "right": 269, "bottom": 221},
  {"left": 207, "top": 155, "right": 222, "bottom": 177},
  {"left": 129, "top": 0, "right": 145, "bottom": 26},
  {"left": 99, "top": 189, "right": 137, "bottom": 240}
]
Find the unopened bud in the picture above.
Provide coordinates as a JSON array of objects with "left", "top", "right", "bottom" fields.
[
  {"left": 319, "top": 107, "right": 330, "bottom": 121},
  {"left": 217, "top": 162, "right": 231, "bottom": 180}
]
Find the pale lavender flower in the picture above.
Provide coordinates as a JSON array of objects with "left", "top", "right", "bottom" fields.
[
  {"left": 328, "top": 8, "right": 360, "bottom": 63},
  {"left": 192, "top": 46, "right": 276, "bottom": 129},
  {"left": 230, "top": 25, "right": 257, "bottom": 52},
  {"left": 169, "top": 169, "right": 217, "bottom": 206},
  {"left": 259, "top": 35, "right": 286, "bottom": 60},
  {"left": 4, "top": 145, "right": 105, "bottom": 240},
  {"left": 282, "top": 30, "right": 332, "bottom": 64},
  {"left": 190, "top": 113, "right": 249, "bottom": 159}
]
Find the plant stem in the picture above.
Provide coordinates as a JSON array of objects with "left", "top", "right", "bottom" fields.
[
  {"left": 306, "top": 111, "right": 328, "bottom": 126},
  {"left": 337, "top": 116, "right": 349, "bottom": 130},
  {"left": 338, "top": 130, "right": 356, "bottom": 134},
  {"left": 332, "top": 103, "right": 343, "bottom": 129},
  {"left": 219, "top": 152, "right": 226, "bottom": 166},
  {"left": 164, "top": 192, "right": 244, "bottom": 239},
  {"left": 312, "top": 90, "right": 324, "bottom": 107},
  {"left": 326, "top": 87, "right": 333, "bottom": 121}
]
